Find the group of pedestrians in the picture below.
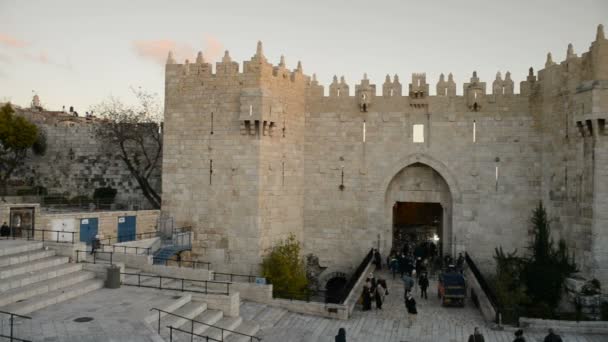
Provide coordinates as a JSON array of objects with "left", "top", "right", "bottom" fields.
[
  {"left": 361, "top": 270, "right": 388, "bottom": 311},
  {"left": 468, "top": 327, "right": 563, "bottom": 342}
]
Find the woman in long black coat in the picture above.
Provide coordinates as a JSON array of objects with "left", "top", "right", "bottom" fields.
[
  {"left": 335, "top": 328, "right": 346, "bottom": 342},
  {"left": 362, "top": 280, "right": 372, "bottom": 311}
]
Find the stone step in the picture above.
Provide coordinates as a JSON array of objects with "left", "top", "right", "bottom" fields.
[
  {"left": 0, "top": 241, "right": 43, "bottom": 258},
  {"left": 144, "top": 294, "right": 192, "bottom": 325},
  {"left": 224, "top": 320, "right": 261, "bottom": 342},
  {"left": 192, "top": 309, "right": 224, "bottom": 335},
  {"left": 0, "top": 270, "right": 96, "bottom": 307},
  {"left": 0, "top": 249, "right": 56, "bottom": 268},
  {"left": 205, "top": 316, "right": 243, "bottom": 341},
  {"left": 0, "top": 262, "right": 83, "bottom": 293},
  {"left": 160, "top": 301, "right": 208, "bottom": 336},
  {"left": 0, "top": 256, "right": 69, "bottom": 279},
  {"left": 0, "top": 278, "right": 104, "bottom": 315}
]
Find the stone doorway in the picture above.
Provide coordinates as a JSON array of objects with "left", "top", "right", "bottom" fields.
[
  {"left": 392, "top": 202, "right": 442, "bottom": 257},
  {"left": 384, "top": 162, "right": 453, "bottom": 256}
]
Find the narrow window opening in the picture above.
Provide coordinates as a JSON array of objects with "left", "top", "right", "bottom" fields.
[
  {"left": 210, "top": 159, "right": 213, "bottom": 185},
  {"left": 413, "top": 124, "right": 424, "bottom": 143},
  {"left": 337, "top": 89, "right": 341, "bottom": 97},
  {"left": 282, "top": 161, "right": 285, "bottom": 186},
  {"left": 473, "top": 120, "right": 476, "bottom": 142},
  {"left": 417, "top": 79, "right": 421, "bottom": 86},
  {"left": 474, "top": 92, "right": 478, "bottom": 99},
  {"left": 210, "top": 112, "right": 214, "bottom": 135},
  {"left": 363, "top": 121, "right": 366, "bottom": 143},
  {"left": 495, "top": 165, "right": 499, "bottom": 191},
  {"left": 390, "top": 89, "right": 394, "bottom": 96},
  {"left": 249, "top": 105, "right": 253, "bottom": 116}
]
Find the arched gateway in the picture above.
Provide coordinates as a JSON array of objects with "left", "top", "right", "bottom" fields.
[{"left": 382, "top": 154, "right": 461, "bottom": 257}]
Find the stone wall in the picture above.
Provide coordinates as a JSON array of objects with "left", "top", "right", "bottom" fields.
[
  {"left": 162, "top": 26, "right": 608, "bottom": 287},
  {"left": 11, "top": 109, "right": 161, "bottom": 209}
]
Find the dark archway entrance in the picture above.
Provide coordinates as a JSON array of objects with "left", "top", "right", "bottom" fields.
[
  {"left": 325, "top": 275, "right": 347, "bottom": 304},
  {"left": 392, "top": 202, "right": 442, "bottom": 257}
]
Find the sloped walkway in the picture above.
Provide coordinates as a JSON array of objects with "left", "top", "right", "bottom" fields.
[{"left": 240, "top": 268, "right": 606, "bottom": 342}]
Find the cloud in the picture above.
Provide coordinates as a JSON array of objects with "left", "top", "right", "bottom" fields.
[
  {"left": 132, "top": 35, "right": 224, "bottom": 65},
  {"left": 133, "top": 40, "right": 195, "bottom": 65},
  {"left": 203, "top": 34, "right": 223, "bottom": 63},
  {"left": 21, "top": 51, "right": 72, "bottom": 70},
  {"left": 0, "top": 33, "right": 27, "bottom": 48}
]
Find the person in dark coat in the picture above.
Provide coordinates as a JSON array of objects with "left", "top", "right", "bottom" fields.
[
  {"left": 0, "top": 222, "right": 9, "bottom": 237},
  {"left": 418, "top": 272, "right": 429, "bottom": 299},
  {"left": 398, "top": 253, "right": 407, "bottom": 277},
  {"left": 405, "top": 292, "right": 417, "bottom": 327},
  {"left": 373, "top": 249, "right": 382, "bottom": 270},
  {"left": 513, "top": 329, "right": 525, "bottom": 342},
  {"left": 543, "top": 328, "right": 563, "bottom": 342},
  {"left": 362, "top": 279, "right": 372, "bottom": 311},
  {"left": 468, "top": 327, "right": 485, "bottom": 342},
  {"left": 335, "top": 327, "right": 346, "bottom": 342}
]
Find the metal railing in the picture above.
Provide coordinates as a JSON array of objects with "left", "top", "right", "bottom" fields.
[
  {"left": 337, "top": 248, "right": 374, "bottom": 304},
  {"left": 76, "top": 250, "right": 114, "bottom": 265},
  {"left": 465, "top": 252, "right": 500, "bottom": 322},
  {"left": 167, "top": 326, "right": 221, "bottom": 342},
  {"left": 152, "top": 257, "right": 211, "bottom": 270},
  {"left": 0, "top": 228, "right": 76, "bottom": 244},
  {"left": 212, "top": 272, "right": 256, "bottom": 283},
  {"left": 100, "top": 243, "right": 151, "bottom": 255},
  {"left": 151, "top": 308, "right": 261, "bottom": 342},
  {"left": 121, "top": 272, "right": 231, "bottom": 295},
  {"left": 272, "top": 289, "right": 341, "bottom": 304},
  {"left": 100, "top": 231, "right": 160, "bottom": 245},
  {"left": 0, "top": 310, "right": 32, "bottom": 342}
]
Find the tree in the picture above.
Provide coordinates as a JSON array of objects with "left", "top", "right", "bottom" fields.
[
  {"left": 493, "top": 247, "right": 529, "bottom": 323},
  {"left": 93, "top": 89, "right": 162, "bottom": 209},
  {"left": 523, "top": 201, "right": 578, "bottom": 313},
  {"left": 0, "top": 104, "right": 38, "bottom": 194},
  {"left": 261, "top": 234, "right": 309, "bottom": 300}
]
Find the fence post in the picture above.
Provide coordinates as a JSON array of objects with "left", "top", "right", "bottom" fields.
[
  {"left": 9, "top": 314, "right": 13, "bottom": 341},
  {"left": 93, "top": 252, "right": 96, "bottom": 264},
  {"left": 157, "top": 310, "right": 161, "bottom": 334}
]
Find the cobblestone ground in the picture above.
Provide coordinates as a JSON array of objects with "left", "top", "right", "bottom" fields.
[{"left": 243, "top": 268, "right": 606, "bottom": 342}]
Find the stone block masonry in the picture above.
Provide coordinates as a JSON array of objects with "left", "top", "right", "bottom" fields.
[{"left": 162, "top": 25, "right": 608, "bottom": 291}]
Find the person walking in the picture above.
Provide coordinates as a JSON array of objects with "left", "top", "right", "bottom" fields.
[
  {"left": 543, "top": 328, "right": 563, "bottom": 342},
  {"left": 468, "top": 327, "right": 485, "bottom": 342},
  {"left": 513, "top": 329, "right": 526, "bottom": 342},
  {"left": 398, "top": 253, "right": 407, "bottom": 278},
  {"left": 405, "top": 292, "right": 417, "bottom": 328},
  {"left": 418, "top": 272, "right": 429, "bottom": 299},
  {"left": 373, "top": 249, "right": 382, "bottom": 270},
  {"left": 402, "top": 273, "right": 414, "bottom": 298},
  {"left": 362, "top": 279, "right": 372, "bottom": 311},
  {"left": 389, "top": 255, "right": 399, "bottom": 279},
  {"left": 375, "top": 281, "right": 385, "bottom": 310},
  {"left": 335, "top": 327, "right": 346, "bottom": 342},
  {"left": 91, "top": 235, "right": 100, "bottom": 255}
]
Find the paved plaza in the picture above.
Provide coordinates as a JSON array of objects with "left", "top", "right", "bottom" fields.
[
  {"left": 242, "top": 268, "right": 607, "bottom": 342},
  {"left": 0, "top": 264, "right": 605, "bottom": 341}
]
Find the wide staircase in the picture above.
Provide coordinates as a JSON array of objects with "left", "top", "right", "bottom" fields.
[
  {"left": 152, "top": 245, "right": 191, "bottom": 265},
  {"left": 0, "top": 240, "right": 104, "bottom": 315},
  {"left": 145, "top": 293, "right": 260, "bottom": 342}
]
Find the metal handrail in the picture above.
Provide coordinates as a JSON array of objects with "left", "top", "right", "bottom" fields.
[
  {"left": 151, "top": 308, "right": 261, "bottom": 342},
  {"left": 0, "top": 310, "right": 32, "bottom": 342},
  {"left": 212, "top": 272, "right": 257, "bottom": 283},
  {"left": 76, "top": 250, "right": 114, "bottom": 265},
  {"left": 100, "top": 230, "right": 160, "bottom": 245},
  {"left": 167, "top": 326, "right": 221, "bottom": 342},
  {"left": 465, "top": 252, "right": 500, "bottom": 322},
  {"left": 152, "top": 257, "right": 210, "bottom": 270},
  {"left": 100, "top": 243, "right": 151, "bottom": 255},
  {"left": 0, "top": 228, "right": 76, "bottom": 244},
  {"left": 121, "top": 272, "right": 231, "bottom": 295},
  {"left": 337, "top": 248, "right": 374, "bottom": 304}
]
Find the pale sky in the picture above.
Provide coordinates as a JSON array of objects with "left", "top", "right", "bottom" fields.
[{"left": 0, "top": 0, "right": 606, "bottom": 112}]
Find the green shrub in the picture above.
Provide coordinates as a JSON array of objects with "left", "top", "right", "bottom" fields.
[{"left": 261, "top": 233, "right": 308, "bottom": 300}]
